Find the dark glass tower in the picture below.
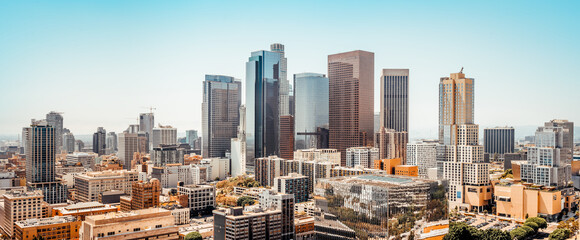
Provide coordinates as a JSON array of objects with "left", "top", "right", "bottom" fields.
[{"left": 246, "top": 50, "right": 280, "bottom": 170}]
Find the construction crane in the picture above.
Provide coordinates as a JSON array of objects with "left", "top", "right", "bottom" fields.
[{"left": 140, "top": 106, "right": 156, "bottom": 114}]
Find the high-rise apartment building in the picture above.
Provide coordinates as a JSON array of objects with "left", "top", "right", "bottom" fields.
[
  {"left": 152, "top": 125, "right": 177, "bottom": 148},
  {"left": 139, "top": 112, "right": 155, "bottom": 136},
  {"left": 345, "top": 147, "right": 379, "bottom": 168},
  {"left": 379, "top": 69, "right": 409, "bottom": 132},
  {"left": 271, "top": 43, "right": 289, "bottom": 117},
  {"left": 118, "top": 132, "right": 138, "bottom": 170},
  {"left": 437, "top": 70, "right": 491, "bottom": 211},
  {"left": 520, "top": 126, "right": 571, "bottom": 187},
  {"left": 279, "top": 115, "right": 295, "bottom": 159},
  {"left": 406, "top": 141, "right": 437, "bottom": 178},
  {"left": 24, "top": 120, "right": 67, "bottom": 204},
  {"left": 545, "top": 119, "right": 574, "bottom": 164},
  {"left": 274, "top": 173, "right": 309, "bottom": 203},
  {"left": 294, "top": 73, "right": 329, "bottom": 150},
  {"left": 45, "top": 111, "right": 64, "bottom": 152},
  {"left": 328, "top": 50, "right": 374, "bottom": 166},
  {"left": 374, "top": 127, "right": 408, "bottom": 161},
  {"left": 213, "top": 207, "right": 282, "bottom": 240},
  {"left": 483, "top": 127, "right": 515, "bottom": 156},
  {"left": 259, "top": 190, "right": 295, "bottom": 240},
  {"left": 0, "top": 190, "right": 44, "bottom": 238},
  {"left": 92, "top": 127, "right": 106, "bottom": 156},
  {"left": 202, "top": 75, "right": 242, "bottom": 158},
  {"left": 246, "top": 50, "right": 281, "bottom": 168},
  {"left": 150, "top": 144, "right": 185, "bottom": 167}
]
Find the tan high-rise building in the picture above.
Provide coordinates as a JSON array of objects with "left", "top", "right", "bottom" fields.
[
  {"left": 437, "top": 70, "right": 491, "bottom": 211},
  {"left": 1, "top": 190, "right": 44, "bottom": 238},
  {"left": 328, "top": 50, "right": 374, "bottom": 166},
  {"left": 120, "top": 178, "right": 161, "bottom": 211},
  {"left": 74, "top": 170, "right": 138, "bottom": 202},
  {"left": 374, "top": 127, "right": 408, "bottom": 161},
  {"left": 279, "top": 115, "right": 295, "bottom": 160}
]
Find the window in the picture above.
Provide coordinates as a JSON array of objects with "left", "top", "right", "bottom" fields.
[
  {"left": 156, "top": 225, "right": 162, "bottom": 228},
  {"left": 133, "top": 228, "right": 141, "bottom": 232}
]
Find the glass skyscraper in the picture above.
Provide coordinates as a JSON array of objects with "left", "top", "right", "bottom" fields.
[
  {"left": 246, "top": 50, "right": 281, "bottom": 169},
  {"left": 202, "top": 75, "right": 242, "bottom": 158},
  {"left": 293, "top": 73, "right": 329, "bottom": 150}
]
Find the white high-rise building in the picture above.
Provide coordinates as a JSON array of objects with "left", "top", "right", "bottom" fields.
[
  {"left": 151, "top": 125, "right": 177, "bottom": 148},
  {"left": 271, "top": 43, "right": 289, "bottom": 116},
  {"left": 407, "top": 141, "right": 437, "bottom": 177},
  {"left": 231, "top": 105, "right": 246, "bottom": 177},
  {"left": 139, "top": 112, "right": 155, "bottom": 136},
  {"left": 345, "top": 147, "right": 379, "bottom": 168}
]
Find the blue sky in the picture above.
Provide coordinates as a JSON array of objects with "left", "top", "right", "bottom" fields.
[{"left": 0, "top": 0, "right": 578, "bottom": 139}]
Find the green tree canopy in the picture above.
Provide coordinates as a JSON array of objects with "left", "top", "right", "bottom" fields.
[
  {"left": 480, "top": 228, "right": 511, "bottom": 240},
  {"left": 525, "top": 216, "right": 547, "bottom": 229},
  {"left": 236, "top": 196, "right": 255, "bottom": 207},
  {"left": 524, "top": 222, "right": 539, "bottom": 233},
  {"left": 443, "top": 222, "right": 478, "bottom": 240},
  {"left": 549, "top": 228, "right": 571, "bottom": 240},
  {"left": 184, "top": 231, "right": 202, "bottom": 240}
]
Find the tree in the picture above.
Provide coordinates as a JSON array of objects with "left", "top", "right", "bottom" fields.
[
  {"left": 483, "top": 210, "right": 488, "bottom": 221},
  {"left": 408, "top": 230, "right": 415, "bottom": 240},
  {"left": 525, "top": 216, "right": 547, "bottom": 229},
  {"left": 549, "top": 228, "right": 571, "bottom": 240},
  {"left": 524, "top": 222, "right": 539, "bottom": 233},
  {"left": 481, "top": 228, "right": 511, "bottom": 240},
  {"left": 184, "top": 232, "right": 202, "bottom": 240},
  {"left": 236, "top": 196, "right": 255, "bottom": 207},
  {"left": 443, "top": 222, "right": 477, "bottom": 240}
]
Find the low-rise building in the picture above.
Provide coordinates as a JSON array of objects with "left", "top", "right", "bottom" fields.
[
  {"left": 74, "top": 170, "right": 138, "bottom": 202},
  {"left": 80, "top": 208, "right": 178, "bottom": 240},
  {"left": 395, "top": 165, "right": 419, "bottom": 177},
  {"left": 313, "top": 213, "right": 356, "bottom": 240},
  {"left": 178, "top": 184, "right": 215, "bottom": 218},
  {"left": 14, "top": 216, "right": 80, "bottom": 240},
  {"left": 0, "top": 190, "right": 44, "bottom": 238},
  {"left": 274, "top": 173, "right": 309, "bottom": 203},
  {"left": 294, "top": 214, "right": 315, "bottom": 240},
  {"left": 213, "top": 207, "right": 282, "bottom": 240},
  {"left": 53, "top": 202, "right": 118, "bottom": 220}
]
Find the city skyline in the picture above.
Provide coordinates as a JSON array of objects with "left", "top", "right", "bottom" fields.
[{"left": 0, "top": 1, "right": 579, "bottom": 138}]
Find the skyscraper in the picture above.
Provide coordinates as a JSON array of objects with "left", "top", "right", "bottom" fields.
[
  {"left": 151, "top": 125, "right": 177, "bottom": 148},
  {"left": 202, "top": 75, "right": 242, "bottom": 158},
  {"left": 139, "top": 112, "right": 155, "bottom": 136},
  {"left": 24, "top": 120, "right": 67, "bottom": 204},
  {"left": 186, "top": 130, "right": 198, "bottom": 149},
  {"left": 230, "top": 105, "right": 247, "bottom": 177},
  {"left": 374, "top": 127, "right": 408, "bottom": 161},
  {"left": 544, "top": 119, "right": 574, "bottom": 164},
  {"left": 118, "top": 132, "right": 138, "bottom": 170},
  {"left": 379, "top": 69, "right": 409, "bottom": 132},
  {"left": 46, "top": 111, "right": 64, "bottom": 152},
  {"left": 246, "top": 50, "right": 281, "bottom": 169},
  {"left": 92, "top": 127, "right": 106, "bottom": 156},
  {"left": 483, "top": 127, "right": 515, "bottom": 156},
  {"left": 271, "top": 43, "right": 289, "bottom": 117},
  {"left": 293, "top": 73, "right": 329, "bottom": 150},
  {"left": 328, "top": 50, "right": 374, "bottom": 166},
  {"left": 63, "top": 132, "right": 75, "bottom": 154},
  {"left": 279, "top": 115, "right": 294, "bottom": 159},
  {"left": 106, "top": 132, "right": 117, "bottom": 154},
  {"left": 436, "top": 70, "right": 491, "bottom": 211}
]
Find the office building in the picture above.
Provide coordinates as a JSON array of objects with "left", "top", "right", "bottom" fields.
[
  {"left": 293, "top": 148, "right": 341, "bottom": 164},
  {"left": 246, "top": 50, "right": 281, "bottom": 168},
  {"left": 62, "top": 132, "right": 75, "bottom": 154},
  {"left": 80, "top": 208, "right": 178, "bottom": 240},
  {"left": 407, "top": 141, "right": 437, "bottom": 177},
  {"left": 314, "top": 213, "right": 356, "bottom": 240},
  {"left": 75, "top": 140, "right": 84, "bottom": 152},
  {"left": 294, "top": 73, "right": 329, "bottom": 150},
  {"left": 178, "top": 184, "right": 216, "bottom": 218},
  {"left": 271, "top": 43, "right": 289, "bottom": 117},
  {"left": 231, "top": 105, "right": 247, "bottom": 177},
  {"left": 151, "top": 164, "right": 209, "bottom": 188},
  {"left": 373, "top": 158, "right": 401, "bottom": 174},
  {"left": 45, "top": 111, "right": 64, "bottom": 152},
  {"left": 120, "top": 179, "right": 161, "bottom": 211},
  {"left": 66, "top": 152, "right": 96, "bottom": 169},
  {"left": 483, "top": 127, "right": 515, "bottom": 156},
  {"left": 92, "top": 127, "right": 106, "bottom": 156},
  {"left": 151, "top": 125, "right": 177, "bottom": 148},
  {"left": 53, "top": 202, "right": 118, "bottom": 220},
  {"left": 545, "top": 119, "right": 574, "bottom": 164},
  {"left": 279, "top": 115, "right": 295, "bottom": 159},
  {"left": 213, "top": 207, "right": 282, "bottom": 240},
  {"left": 202, "top": 75, "right": 242, "bottom": 158},
  {"left": 274, "top": 173, "right": 309, "bottom": 203},
  {"left": 520, "top": 126, "right": 572, "bottom": 187},
  {"left": 117, "top": 132, "right": 138, "bottom": 170},
  {"left": 437, "top": 70, "right": 491, "bottom": 211},
  {"left": 151, "top": 144, "right": 185, "bottom": 167},
  {"left": 0, "top": 190, "right": 44, "bottom": 238},
  {"left": 74, "top": 170, "right": 138, "bottom": 202},
  {"left": 14, "top": 216, "right": 80, "bottom": 240},
  {"left": 379, "top": 69, "right": 409, "bottom": 132},
  {"left": 24, "top": 120, "right": 67, "bottom": 204},
  {"left": 374, "top": 127, "right": 408, "bottom": 161},
  {"left": 105, "top": 131, "right": 117, "bottom": 154},
  {"left": 345, "top": 147, "right": 379, "bottom": 168},
  {"left": 139, "top": 112, "right": 155, "bottom": 136},
  {"left": 328, "top": 50, "right": 374, "bottom": 165},
  {"left": 137, "top": 131, "right": 149, "bottom": 153},
  {"left": 259, "top": 190, "right": 295, "bottom": 240}
]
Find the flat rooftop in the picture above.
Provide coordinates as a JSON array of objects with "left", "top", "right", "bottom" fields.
[{"left": 16, "top": 216, "right": 77, "bottom": 228}]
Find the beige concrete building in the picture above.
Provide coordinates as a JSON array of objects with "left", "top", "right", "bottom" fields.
[
  {"left": 14, "top": 216, "right": 80, "bottom": 240},
  {"left": 74, "top": 170, "right": 138, "bottom": 202},
  {"left": 213, "top": 207, "right": 282, "bottom": 240},
  {"left": 80, "top": 208, "right": 178, "bottom": 240},
  {"left": 293, "top": 148, "right": 341, "bottom": 165},
  {"left": 0, "top": 190, "right": 44, "bottom": 238},
  {"left": 328, "top": 50, "right": 375, "bottom": 166},
  {"left": 178, "top": 184, "right": 216, "bottom": 218},
  {"left": 374, "top": 127, "right": 408, "bottom": 162}
]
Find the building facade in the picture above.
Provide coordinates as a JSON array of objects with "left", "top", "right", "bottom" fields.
[
  {"left": 202, "top": 75, "right": 242, "bottom": 158},
  {"left": 274, "top": 173, "right": 309, "bottom": 203},
  {"left": 74, "top": 170, "right": 138, "bottom": 202},
  {"left": 0, "top": 190, "right": 44, "bottom": 238},
  {"left": 151, "top": 125, "right": 177, "bottom": 149},
  {"left": 407, "top": 141, "right": 437, "bottom": 177},
  {"left": 328, "top": 50, "right": 374, "bottom": 166},
  {"left": 293, "top": 73, "right": 329, "bottom": 150},
  {"left": 379, "top": 69, "right": 409, "bottom": 132},
  {"left": 374, "top": 127, "right": 408, "bottom": 162},
  {"left": 178, "top": 184, "right": 216, "bottom": 218},
  {"left": 117, "top": 132, "right": 138, "bottom": 170},
  {"left": 345, "top": 147, "right": 379, "bottom": 168},
  {"left": 92, "top": 127, "right": 107, "bottom": 156},
  {"left": 14, "top": 216, "right": 80, "bottom": 240},
  {"left": 483, "top": 127, "right": 515, "bottom": 156},
  {"left": 279, "top": 115, "right": 295, "bottom": 160},
  {"left": 213, "top": 207, "right": 282, "bottom": 240}
]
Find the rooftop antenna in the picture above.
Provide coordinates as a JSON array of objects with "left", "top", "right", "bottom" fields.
[{"left": 460, "top": 67, "right": 464, "bottom": 74}]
